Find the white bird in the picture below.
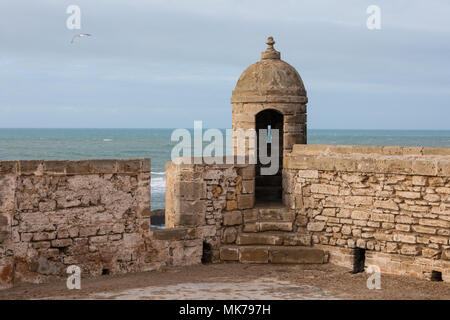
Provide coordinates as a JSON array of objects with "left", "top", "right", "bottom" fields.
[{"left": 71, "top": 33, "right": 92, "bottom": 44}]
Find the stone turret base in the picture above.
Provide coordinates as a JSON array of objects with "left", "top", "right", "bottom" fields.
[{"left": 219, "top": 205, "right": 328, "bottom": 264}]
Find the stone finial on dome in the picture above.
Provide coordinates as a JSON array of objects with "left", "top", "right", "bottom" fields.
[{"left": 261, "top": 36, "right": 281, "bottom": 60}]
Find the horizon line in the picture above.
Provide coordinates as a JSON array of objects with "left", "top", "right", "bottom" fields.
[{"left": 0, "top": 127, "right": 450, "bottom": 131}]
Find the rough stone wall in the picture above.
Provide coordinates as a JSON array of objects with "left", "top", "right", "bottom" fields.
[
  {"left": 0, "top": 162, "right": 15, "bottom": 287},
  {"left": 284, "top": 145, "right": 450, "bottom": 281},
  {"left": 165, "top": 157, "right": 255, "bottom": 262},
  {"left": 0, "top": 159, "right": 202, "bottom": 289}
]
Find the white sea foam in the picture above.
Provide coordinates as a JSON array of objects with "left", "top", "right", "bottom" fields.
[
  {"left": 151, "top": 171, "right": 165, "bottom": 175},
  {"left": 103, "top": 139, "right": 113, "bottom": 142},
  {"left": 151, "top": 176, "right": 166, "bottom": 194}
]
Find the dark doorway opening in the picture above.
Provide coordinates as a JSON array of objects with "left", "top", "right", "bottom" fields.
[
  {"left": 431, "top": 270, "right": 443, "bottom": 282},
  {"left": 201, "top": 242, "right": 213, "bottom": 264},
  {"left": 255, "top": 109, "right": 283, "bottom": 204},
  {"left": 352, "top": 248, "right": 366, "bottom": 274}
]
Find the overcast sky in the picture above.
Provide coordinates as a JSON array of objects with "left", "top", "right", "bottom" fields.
[{"left": 1, "top": 0, "right": 449, "bottom": 129}]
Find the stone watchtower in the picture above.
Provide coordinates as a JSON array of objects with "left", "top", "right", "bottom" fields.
[{"left": 231, "top": 37, "right": 308, "bottom": 204}]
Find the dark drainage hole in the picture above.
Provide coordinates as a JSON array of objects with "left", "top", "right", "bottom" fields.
[
  {"left": 201, "top": 242, "right": 213, "bottom": 264},
  {"left": 102, "top": 269, "right": 110, "bottom": 276},
  {"left": 351, "top": 248, "right": 366, "bottom": 274},
  {"left": 431, "top": 270, "right": 443, "bottom": 282}
]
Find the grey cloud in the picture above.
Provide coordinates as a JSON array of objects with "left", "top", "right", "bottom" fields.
[{"left": 0, "top": 0, "right": 449, "bottom": 129}]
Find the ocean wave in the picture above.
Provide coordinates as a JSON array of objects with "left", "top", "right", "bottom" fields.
[
  {"left": 151, "top": 176, "right": 166, "bottom": 194},
  {"left": 151, "top": 171, "right": 165, "bottom": 175},
  {"left": 103, "top": 139, "right": 113, "bottom": 142}
]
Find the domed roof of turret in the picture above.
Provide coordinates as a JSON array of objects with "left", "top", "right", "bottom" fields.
[{"left": 231, "top": 37, "right": 306, "bottom": 102}]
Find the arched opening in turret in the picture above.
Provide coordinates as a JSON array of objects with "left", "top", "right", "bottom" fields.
[{"left": 255, "top": 109, "right": 283, "bottom": 204}]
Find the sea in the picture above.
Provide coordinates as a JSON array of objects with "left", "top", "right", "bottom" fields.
[{"left": 1, "top": 129, "right": 450, "bottom": 210}]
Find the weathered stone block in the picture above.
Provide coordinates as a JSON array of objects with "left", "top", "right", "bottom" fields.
[
  {"left": 396, "top": 215, "right": 415, "bottom": 224},
  {"left": 422, "top": 248, "right": 441, "bottom": 259},
  {"left": 259, "top": 208, "right": 281, "bottom": 220},
  {"left": 178, "top": 213, "right": 197, "bottom": 226},
  {"left": 238, "top": 166, "right": 255, "bottom": 179},
  {"left": 374, "top": 200, "right": 399, "bottom": 211},
  {"left": 442, "top": 249, "right": 450, "bottom": 260},
  {"left": 153, "top": 228, "right": 187, "bottom": 241},
  {"left": 66, "top": 160, "right": 90, "bottom": 174},
  {"left": 412, "top": 225, "right": 436, "bottom": 235},
  {"left": 43, "top": 161, "right": 66, "bottom": 174},
  {"left": 223, "top": 211, "right": 243, "bottom": 226},
  {"left": 436, "top": 187, "right": 450, "bottom": 194},
  {"left": 371, "top": 213, "right": 395, "bottom": 223},
  {"left": 429, "top": 236, "right": 448, "bottom": 245},
  {"left": 33, "top": 232, "right": 56, "bottom": 241},
  {"left": 297, "top": 170, "right": 319, "bottom": 179},
  {"left": 79, "top": 226, "right": 98, "bottom": 237},
  {"left": 419, "top": 218, "right": 449, "bottom": 228},
  {"left": 269, "top": 247, "right": 325, "bottom": 264},
  {"left": 412, "top": 176, "right": 427, "bottom": 186},
  {"left": 223, "top": 227, "right": 237, "bottom": 244},
  {"left": 0, "top": 161, "right": 17, "bottom": 174},
  {"left": 179, "top": 181, "right": 206, "bottom": 201},
  {"left": 341, "top": 225, "right": 352, "bottom": 235},
  {"left": 307, "top": 221, "right": 325, "bottom": 232},
  {"left": 19, "top": 160, "right": 43, "bottom": 175},
  {"left": 351, "top": 210, "right": 370, "bottom": 220},
  {"left": 220, "top": 247, "right": 239, "bottom": 261},
  {"left": 393, "top": 233, "right": 416, "bottom": 244},
  {"left": 196, "top": 225, "right": 217, "bottom": 238},
  {"left": 243, "top": 209, "right": 257, "bottom": 222},
  {"left": 243, "top": 223, "right": 258, "bottom": 232},
  {"left": 322, "top": 208, "right": 336, "bottom": 217},
  {"left": 311, "top": 184, "right": 339, "bottom": 195},
  {"left": 89, "top": 235, "right": 108, "bottom": 244},
  {"left": 237, "top": 194, "right": 254, "bottom": 209},
  {"left": 90, "top": 160, "right": 117, "bottom": 174},
  {"left": 51, "top": 239, "right": 73, "bottom": 247},
  {"left": 116, "top": 159, "right": 141, "bottom": 173},
  {"left": 140, "top": 158, "right": 151, "bottom": 173},
  {"left": 259, "top": 221, "right": 292, "bottom": 232},
  {"left": 180, "top": 199, "right": 206, "bottom": 214},
  {"left": 423, "top": 194, "right": 441, "bottom": 202},
  {"left": 123, "top": 233, "right": 141, "bottom": 247},
  {"left": 226, "top": 200, "right": 237, "bottom": 211},
  {"left": 397, "top": 191, "right": 421, "bottom": 200},
  {"left": 395, "top": 224, "right": 411, "bottom": 232},
  {"left": 401, "top": 245, "right": 421, "bottom": 256},
  {"left": 237, "top": 233, "right": 283, "bottom": 245},
  {"left": 239, "top": 247, "right": 269, "bottom": 263},
  {"left": 241, "top": 180, "right": 254, "bottom": 194},
  {"left": 38, "top": 200, "right": 56, "bottom": 212},
  {"left": 346, "top": 196, "right": 373, "bottom": 206}
]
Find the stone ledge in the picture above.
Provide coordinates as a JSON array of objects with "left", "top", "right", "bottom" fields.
[
  {"left": 0, "top": 158, "right": 150, "bottom": 175},
  {"left": 221, "top": 245, "right": 326, "bottom": 264},
  {"left": 0, "top": 161, "right": 18, "bottom": 174},
  {"left": 286, "top": 147, "right": 450, "bottom": 177},
  {"left": 152, "top": 228, "right": 188, "bottom": 241},
  {"left": 171, "top": 156, "right": 256, "bottom": 168},
  {"left": 231, "top": 95, "right": 308, "bottom": 104},
  {"left": 292, "top": 144, "right": 450, "bottom": 157}
]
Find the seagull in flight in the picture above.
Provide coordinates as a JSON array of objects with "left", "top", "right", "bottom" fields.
[{"left": 71, "top": 33, "right": 92, "bottom": 44}]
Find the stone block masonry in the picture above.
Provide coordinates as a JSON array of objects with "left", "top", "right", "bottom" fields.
[
  {"left": 0, "top": 159, "right": 202, "bottom": 289},
  {"left": 3, "top": 144, "right": 450, "bottom": 287},
  {"left": 165, "top": 157, "right": 256, "bottom": 262},
  {"left": 165, "top": 157, "right": 328, "bottom": 266},
  {"left": 284, "top": 145, "right": 450, "bottom": 282}
]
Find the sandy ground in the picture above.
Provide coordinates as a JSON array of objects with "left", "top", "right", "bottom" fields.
[{"left": 0, "top": 263, "right": 448, "bottom": 300}]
